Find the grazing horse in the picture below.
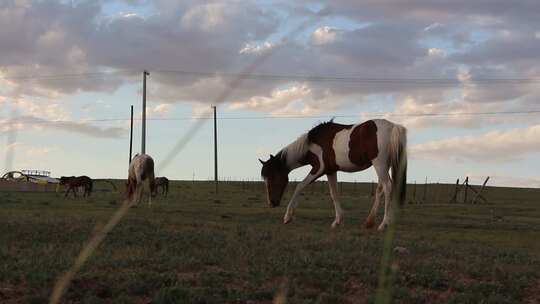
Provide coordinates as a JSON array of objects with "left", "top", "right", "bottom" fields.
[
  {"left": 59, "top": 176, "right": 93, "bottom": 198},
  {"left": 154, "top": 177, "right": 169, "bottom": 196},
  {"left": 126, "top": 154, "right": 156, "bottom": 206},
  {"left": 259, "top": 119, "right": 407, "bottom": 231}
]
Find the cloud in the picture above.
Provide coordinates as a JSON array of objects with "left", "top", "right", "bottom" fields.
[
  {"left": 311, "top": 26, "right": 340, "bottom": 45},
  {"left": 228, "top": 83, "right": 338, "bottom": 116},
  {"left": 410, "top": 124, "right": 540, "bottom": 162},
  {"left": 373, "top": 95, "right": 538, "bottom": 129},
  {"left": 148, "top": 103, "right": 173, "bottom": 116},
  {"left": 180, "top": 3, "right": 229, "bottom": 31},
  {"left": 0, "top": 116, "right": 125, "bottom": 139},
  {"left": 487, "top": 175, "right": 540, "bottom": 188},
  {"left": 239, "top": 41, "right": 277, "bottom": 55},
  {"left": 0, "top": 0, "right": 539, "bottom": 132}
]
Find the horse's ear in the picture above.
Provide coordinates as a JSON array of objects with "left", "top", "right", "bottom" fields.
[
  {"left": 259, "top": 159, "right": 265, "bottom": 165},
  {"left": 269, "top": 154, "right": 275, "bottom": 159}
]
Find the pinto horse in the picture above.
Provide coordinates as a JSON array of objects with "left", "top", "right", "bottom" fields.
[
  {"left": 154, "top": 177, "right": 169, "bottom": 196},
  {"left": 59, "top": 176, "right": 93, "bottom": 198},
  {"left": 259, "top": 119, "right": 407, "bottom": 231},
  {"left": 126, "top": 153, "right": 156, "bottom": 206}
]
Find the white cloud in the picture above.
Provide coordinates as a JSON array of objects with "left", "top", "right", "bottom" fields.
[
  {"left": 488, "top": 175, "right": 540, "bottom": 188},
  {"left": 229, "top": 83, "right": 338, "bottom": 116},
  {"left": 239, "top": 41, "right": 276, "bottom": 55},
  {"left": 428, "top": 47, "right": 446, "bottom": 57},
  {"left": 411, "top": 124, "right": 540, "bottom": 163},
  {"left": 312, "top": 26, "right": 340, "bottom": 45},
  {"left": 149, "top": 103, "right": 173, "bottom": 115},
  {"left": 424, "top": 22, "right": 443, "bottom": 31},
  {"left": 1, "top": 142, "right": 59, "bottom": 158},
  {"left": 0, "top": 115, "right": 125, "bottom": 138},
  {"left": 181, "top": 3, "right": 228, "bottom": 31},
  {"left": 376, "top": 96, "right": 511, "bottom": 129}
]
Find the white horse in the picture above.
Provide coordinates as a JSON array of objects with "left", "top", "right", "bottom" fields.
[
  {"left": 259, "top": 119, "right": 407, "bottom": 231},
  {"left": 126, "top": 153, "right": 156, "bottom": 206}
]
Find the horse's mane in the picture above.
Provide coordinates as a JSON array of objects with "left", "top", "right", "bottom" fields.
[{"left": 307, "top": 118, "right": 336, "bottom": 142}]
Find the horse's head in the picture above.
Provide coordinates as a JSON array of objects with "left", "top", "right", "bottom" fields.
[
  {"left": 59, "top": 176, "right": 72, "bottom": 185},
  {"left": 260, "top": 154, "right": 289, "bottom": 208}
]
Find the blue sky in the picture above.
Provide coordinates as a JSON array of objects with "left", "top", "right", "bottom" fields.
[{"left": 1, "top": 0, "right": 539, "bottom": 187}]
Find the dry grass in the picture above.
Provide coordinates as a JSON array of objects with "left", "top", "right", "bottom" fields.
[{"left": 0, "top": 181, "right": 539, "bottom": 303}]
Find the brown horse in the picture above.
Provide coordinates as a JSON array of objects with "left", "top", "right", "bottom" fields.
[
  {"left": 154, "top": 177, "right": 169, "bottom": 196},
  {"left": 127, "top": 154, "right": 156, "bottom": 206},
  {"left": 260, "top": 119, "right": 407, "bottom": 231},
  {"left": 59, "top": 176, "right": 93, "bottom": 198}
]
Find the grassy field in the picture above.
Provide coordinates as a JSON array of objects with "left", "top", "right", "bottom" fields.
[{"left": 1, "top": 180, "right": 539, "bottom": 303}]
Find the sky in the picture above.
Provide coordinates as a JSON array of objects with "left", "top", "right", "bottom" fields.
[{"left": 1, "top": 0, "right": 539, "bottom": 188}]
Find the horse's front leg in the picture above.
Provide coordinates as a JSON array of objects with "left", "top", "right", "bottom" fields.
[
  {"left": 327, "top": 172, "right": 344, "bottom": 228},
  {"left": 283, "top": 173, "right": 319, "bottom": 224},
  {"left": 66, "top": 186, "right": 76, "bottom": 198}
]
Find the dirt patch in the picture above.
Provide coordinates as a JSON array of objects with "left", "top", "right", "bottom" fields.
[
  {"left": 525, "top": 278, "right": 540, "bottom": 304},
  {"left": 0, "top": 283, "right": 41, "bottom": 304},
  {"left": 342, "top": 278, "right": 369, "bottom": 304}
]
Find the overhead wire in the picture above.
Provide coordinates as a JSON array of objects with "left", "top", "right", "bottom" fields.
[{"left": 4, "top": 109, "right": 540, "bottom": 126}]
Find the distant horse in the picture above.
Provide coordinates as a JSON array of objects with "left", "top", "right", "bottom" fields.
[
  {"left": 126, "top": 154, "right": 156, "bottom": 206},
  {"left": 259, "top": 119, "right": 407, "bottom": 231},
  {"left": 154, "top": 177, "right": 169, "bottom": 196},
  {"left": 59, "top": 176, "right": 93, "bottom": 198}
]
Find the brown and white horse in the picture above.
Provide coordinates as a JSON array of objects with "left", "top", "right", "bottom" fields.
[
  {"left": 59, "top": 176, "right": 93, "bottom": 198},
  {"left": 259, "top": 119, "right": 407, "bottom": 231},
  {"left": 126, "top": 154, "right": 156, "bottom": 206}
]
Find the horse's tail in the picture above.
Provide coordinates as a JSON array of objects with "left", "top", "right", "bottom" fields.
[{"left": 389, "top": 123, "right": 407, "bottom": 206}]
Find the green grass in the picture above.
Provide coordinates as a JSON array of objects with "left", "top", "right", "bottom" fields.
[{"left": 0, "top": 181, "right": 539, "bottom": 303}]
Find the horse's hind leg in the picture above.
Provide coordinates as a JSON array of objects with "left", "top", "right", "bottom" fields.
[
  {"left": 373, "top": 165, "right": 392, "bottom": 231},
  {"left": 136, "top": 182, "right": 143, "bottom": 206},
  {"left": 364, "top": 183, "right": 383, "bottom": 229}
]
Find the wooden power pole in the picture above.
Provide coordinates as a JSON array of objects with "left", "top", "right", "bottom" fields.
[
  {"left": 141, "top": 70, "right": 149, "bottom": 154},
  {"left": 129, "top": 105, "right": 133, "bottom": 164},
  {"left": 212, "top": 105, "right": 218, "bottom": 194}
]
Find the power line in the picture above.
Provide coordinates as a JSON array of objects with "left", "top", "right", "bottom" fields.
[
  {"left": 0, "top": 70, "right": 136, "bottom": 81},
  {"left": 154, "top": 69, "right": 540, "bottom": 84},
  {"left": 2, "top": 69, "right": 540, "bottom": 85},
  {"left": 4, "top": 109, "right": 540, "bottom": 125}
]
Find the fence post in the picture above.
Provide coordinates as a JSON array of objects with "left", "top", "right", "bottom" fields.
[
  {"left": 412, "top": 181, "right": 417, "bottom": 203},
  {"left": 434, "top": 182, "right": 440, "bottom": 204},
  {"left": 423, "top": 177, "right": 428, "bottom": 203},
  {"left": 472, "top": 176, "right": 490, "bottom": 204},
  {"left": 463, "top": 177, "right": 469, "bottom": 203},
  {"left": 450, "top": 178, "right": 459, "bottom": 203}
]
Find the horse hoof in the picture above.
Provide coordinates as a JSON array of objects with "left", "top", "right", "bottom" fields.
[
  {"left": 377, "top": 223, "right": 388, "bottom": 231},
  {"left": 331, "top": 219, "right": 342, "bottom": 228},
  {"left": 283, "top": 217, "right": 292, "bottom": 224},
  {"left": 364, "top": 221, "right": 375, "bottom": 229}
]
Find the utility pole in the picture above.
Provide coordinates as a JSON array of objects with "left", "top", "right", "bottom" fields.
[
  {"left": 141, "top": 70, "right": 149, "bottom": 154},
  {"left": 212, "top": 105, "right": 218, "bottom": 194},
  {"left": 129, "top": 105, "right": 133, "bottom": 164}
]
